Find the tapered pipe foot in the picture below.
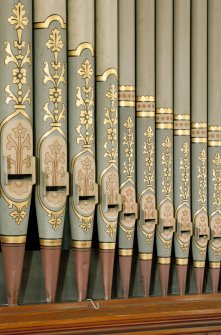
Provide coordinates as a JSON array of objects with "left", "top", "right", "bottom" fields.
[
  {"left": 158, "top": 261, "right": 170, "bottom": 296},
  {"left": 74, "top": 248, "right": 91, "bottom": 301},
  {"left": 194, "top": 266, "right": 205, "bottom": 294},
  {"left": 41, "top": 246, "right": 61, "bottom": 303},
  {"left": 139, "top": 258, "right": 152, "bottom": 297},
  {"left": 2, "top": 243, "right": 25, "bottom": 305},
  {"left": 209, "top": 265, "right": 220, "bottom": 294},
  {"left": 176, "top": 260, "right": 188, "bottom": 295},
  {"left": 100, "top": 249, "right": 115, "bottom": 300},
  {"left": 119, "top": 255, "right": 132, "bottom": 298}
]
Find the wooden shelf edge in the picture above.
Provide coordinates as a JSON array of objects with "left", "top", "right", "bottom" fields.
[{"left": 0, "top": 294, "right": 221, "bottom": 334}]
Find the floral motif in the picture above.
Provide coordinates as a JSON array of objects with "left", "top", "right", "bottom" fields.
[
  {"left": 48, "top": 210, "right": 64, "bottom": 231},
  {"left": 212, "top": 152, "right": 221, "bottom": 210},
  {"left": 104, "top": 85, "right": 118, "bottom": 162},
  {"left": 43, "top": 28, "right": 65, "bottom": 125},
  {"left": 8, "top": 2, "right": 28, "bottom": 30},
  {"left": 162, "top": 136, "right": 172, "bottom": 197},
  {"left": 76, "top": 59, "right": 94, "bottom": 146},
  {"left": 123, "top": 116, "right": 134, "bottom": 179},
  {"left": 7, "top": 123, "right": 31, "bottom": 174},
  {"left": 45, "top": 140, "right": 65, "bottom": 187},
  {"left": 79, "top": 218, "right": 92, "bottom": 234},
  {"left": 143, "top": 126, "right": 154, "bottom": 188},
  {"left": 180, "top": 142, "right": 190, "bottom": 201},
  {"left": 5, "top": 1, "right": 31, "bottom": 108},
  {"left": 198, "top": 149, "right": 207, "bottom": 207}
]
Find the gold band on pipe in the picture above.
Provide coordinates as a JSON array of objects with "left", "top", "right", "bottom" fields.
[
  {"left": 119, "top": 85, "right": 135, "bottom": 91},
  {"left": 40, "top": 239, "right": 62, "bottom": 247},
  {"left": 174, "top": 130, "right": 190, "bottom": 136},
  {"left": 139, "top": 253, "right": 153, "bottom": 260},
  {"left": 34, "top": 15, "right": 66, "bottom": 29},
  {"left": 156, "top": 123, "right": 173, "bottom": 129},
  {"left": 1, "top": 235, "right": 26, "bottom": 244},
  {"left": 156, "top": 108, "right": 173, "bottom": 114},
  {"left": 193, "top": 261, "right": 205, "bottom": 268},
  {"left": 96, "top": 68, "right": 118, "bottom": 81},
  {"left": 176, "top": 258, "right": 188, "bottom": 266},
  {"left": 136, "top": 112, "right": 155, "bottom": 117},
  {"left": 191, "top": 122, "right": 207, "bottom": 129},
  {"left": 208, "top": 141, "right": 221, "bottom": 147},
  {"left": 72, "top": 241, "right": 92, "bottom": 249},
  {"left": 209, "top": 262, "right": 220, "bottom": 269},
  {"left": 136, "top": 95, "right": 155, "bottom": 102},
  {"left": 208, "top": 125, "right": 221, "bottom": 131},
  {"left": 191, "top": 138, "right": 207, "bottom": 143},
  {"left": 158, "top": 257, "right": 171, "bottom": 265},
  {"left": 68, "top": 42, "right": 94, "bottom": 57},
  {"left": 174, "top": 114, "right": 190, "bottom": 121},
  {"left": 119, "top": 101, "right": 135, "bottom": 107},
  {"left": 99, "top": 242, "right": 116, "bottom": 250},
  {"left": 119, "top": 249, "right": 133, "bottom": 256}
]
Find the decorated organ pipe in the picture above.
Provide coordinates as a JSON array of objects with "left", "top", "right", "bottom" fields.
[
  {"left": 208, "top": 0, "right": 221, "bottom": 293},
  {"left": 191, "top": 0, "right": 209, "bottom": 294},
  {"left": 155, "top": 0, "right": 175, "bottom": 296},
  {"left": 0, "top": 0, "right": 34, "bottom": 305},
  {"left": 118, "top": 0, "right": 137, "bottom": 299},
  {"left": 34, "top": 0, "right": 68, "bottom": 303},
  {"left": 67, "top": 0, "right": 97, "bottom": 302},
  {"left": 174, "top": 0, "right": 192, "bottom": 295},
  {"left": 136, "top": 0, "right": 157, "bottom": 297},
  {"left": 96, "top": 0, "right": 120, "bottom": 300}
]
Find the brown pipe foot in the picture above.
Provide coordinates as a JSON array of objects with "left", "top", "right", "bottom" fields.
[
  {"left": 1, "top": 243, "right": 25, "bottom": 305},
  {"left": 74, "top": 249, "right": 91, "bottom": 301},
  {"left": 41, "top": 246, "right": 61, "bottom": 303},
  {"left": 100, "top": 249, "right": 115, "bottom": 300},
  {"left": 139, "top": 259, "right": 152, "bottom": 297},
  {"left": 210, "top": 267, "right": 220, "bottom": 294},
  {"left": 176, "top": 264, "right": 188, "bottom": 295},
  {"left": 119, "top": 255, "right": 132, "bottom": 298},
  {"left": 158, "top": 263, "right": 170, "bottom": 296},
  {"left": 194, "top": 267, "right": 205, "bottom": 294}
]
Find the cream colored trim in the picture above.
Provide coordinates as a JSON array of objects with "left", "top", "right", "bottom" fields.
[
  {"left": 40, "top": 239, "right": 62, "bottom": 247},
  {"left": 99, "top": 242, "right": 116, "bottom": 250},
  {"left": 1, "top": 235, "right": 26, "bottom": 244},
  {"left": 119, "top": 249, "right": 133, "bottom": 256},
  {"left": 139, "top": 253, "right": 153, "bottom": 260},
  {"left": 72, "top": 241, "right": 92, "bottom": 249}
]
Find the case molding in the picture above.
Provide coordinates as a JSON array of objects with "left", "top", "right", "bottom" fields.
[{"left": 0, "top": 294, "right": 221, "bottom": 334}]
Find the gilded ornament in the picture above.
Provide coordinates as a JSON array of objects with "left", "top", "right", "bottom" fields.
[
  {"left": 43, "top": 28, "right": 65, "bottom": 125},
  {"left": 212, "top": 152, "right": 221, "bottom": 210},
  {"left": 162, "top": 136, "right": 172, "bottom": 197},
  {"left": 123, "top": 115, "right": 134, "bottom": 179},
  {"left": 104, "top": 85, "right": 118, "bottom": 163},
  {"left": 180, "top": 142, "right": 190, "bottom": 201},
  {"left": 143, "top": 126, "right": 154, "bottom": 188},
  {"left": 76, "top": 59, "right": 94, "bottom": 147},
  {"left": 197, "top": 149, "right": 207, "bottom": 207}
]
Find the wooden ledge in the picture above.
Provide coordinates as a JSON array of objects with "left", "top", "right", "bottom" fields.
[{"left": 0, "top": 294, "right": 221, "bottom": 334}]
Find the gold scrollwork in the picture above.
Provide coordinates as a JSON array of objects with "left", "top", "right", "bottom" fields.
[
  {"left": 5, "top": 1, "right": 31, "bottom": 108},
  {"left": 157, "top": 229, "right": 172, "bottom": 250},
  {"left": 43, "top": 28, "right": 65, "bottom": 126},
  {"left": 175, "top": 234, "right": 189, "bottom": 253},
  {"left": 180, "top": 142, "right": 190, "bottom": 201},
  {"left": 123, "top": 116, "right": 134, "bottom": 179},
  {"left": 76, "top": 59, "right": 94, "bottom": 147},
  {"left": 198, "top": 149, "right": 207, "bottom": 207},
  {"left": 104, "top": 85, "right": 118, "bottom": 163},
  {"left": 162, "top": 136, "right": 172, "bottom": 197},
  {"left": 212, "top": 152, "right": 221, "bottom": 210},
  {"left": 119, "top": 223, "right": 134, "bottom": 241},
  {"left": 193, "top": 237, "right": 207, "bottom": 257},
  {"left": 2, "top": 1, "right": 31, "bottom": 225},
  {"left": 143, "top": 126, "right": 154, "bottom": 189}
]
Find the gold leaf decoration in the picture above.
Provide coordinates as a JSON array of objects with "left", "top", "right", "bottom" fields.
[
  {"left": 143, "top": 126, "right": 154, "bottom": 188},
  {"left": 76, "top": 59, "right": 94, "bottom": 147},
  {"left": 212, "top": 151, "right": 221, "bottom": 210},
  {"left": 104, "top": 85, "right": 118, "bottom": 163},
  {"left": 123, "top": 116, "right": 134, "bottom": 179},
  {"left": 162, "top": 136, "right": 172, "bottom": 197},
  {"left": 180, "top": 142, "right": 190, "bottom": 201},
  {"left": 197, "top": 149, "right": 207, "bottom": 207},
  {"left": 43, "top": 28, "right": 65, "bottom": 125}
]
